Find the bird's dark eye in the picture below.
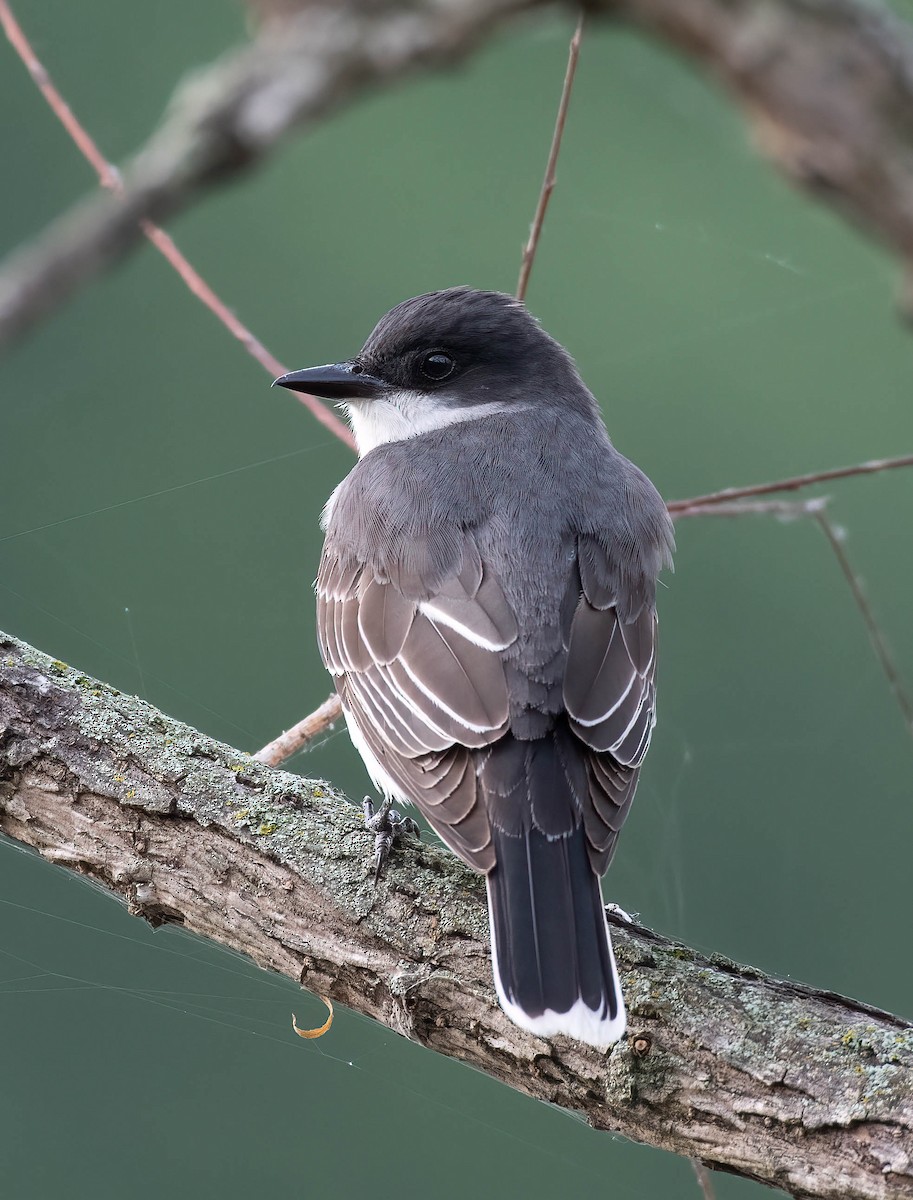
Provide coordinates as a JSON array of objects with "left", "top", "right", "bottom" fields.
[{"left": 420, "top": 351, "right": 456, "bottom": 382}]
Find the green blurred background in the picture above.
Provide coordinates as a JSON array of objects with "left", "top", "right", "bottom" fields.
[{"left": 2, "top": 2, "right": 912, "bottom": 1196}]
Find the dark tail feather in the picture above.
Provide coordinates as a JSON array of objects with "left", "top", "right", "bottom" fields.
[{"left": 486, "top": 824, "right": 625, "bottom": 1048}]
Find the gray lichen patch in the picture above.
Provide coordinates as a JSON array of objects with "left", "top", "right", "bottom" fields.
[{"left": 3, "top": 627, "right": 359, "bottom": 840}]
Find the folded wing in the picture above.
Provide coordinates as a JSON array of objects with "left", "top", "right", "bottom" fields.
[
  {"left": 319, "top": 529, "right": 658, "bottom": 879},
  {"left": 317, "top": 532, "right": 518, "bottom": 870},
  {"left": 563, "top": 535, "right": 659, "bottom": 873}
]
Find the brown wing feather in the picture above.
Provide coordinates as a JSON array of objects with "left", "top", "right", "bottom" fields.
[
  {"left": 565, "top": 600, "right": 657, "bottom": 759},
  {"left": 582, "top": 754, "right": 639, "bottom": 873},
  {"left": 317, "top": 533, "right": 512, "bottom": 872},
  {"left": 563, "top": 543, "right": 660, "bottom": 872},
  {"left": 357, "top": 574, "right": 415, "bottom": 664},
  {"left": 398, "top": 617, "right": 510, "bottom": 731}
]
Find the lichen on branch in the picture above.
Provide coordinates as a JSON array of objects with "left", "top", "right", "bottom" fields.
[{"left": 1, "top": 629, "right": 912, "bottom": 1200}]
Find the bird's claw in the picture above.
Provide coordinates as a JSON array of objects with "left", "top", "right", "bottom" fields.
[{"left": 363, "top": 797, "right": 419, "bottom": 882}]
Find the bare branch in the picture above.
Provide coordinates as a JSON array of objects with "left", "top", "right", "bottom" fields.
[
  {"left": 671, "top": 496, "right": 830, "bottom": 520},
  {"left": 516, "top": 12, "right": 585, "bottom": 302},
  {"left": 253, "top": 692, "right": 343, "bottom": 765},
  {"left": 2, "top": 629, "right": 912, "bottom": 1200},
  {"left": 611, "top": 0, "right": 913, "bottom": 276},
  {"left": 668, "top": 453, "right": 913, "bottom": 513},
  {"left": 674, "top": 493, "right": 913, "bottom": 745},
  {"left": 6, "top": 0, "right": 913, "bottom": 347},
  {"left": 814, "top": 510, "right": 913, "bottom": 738},
  {"left": 0, "top": 0, "right": 354, "bottom": 449}
]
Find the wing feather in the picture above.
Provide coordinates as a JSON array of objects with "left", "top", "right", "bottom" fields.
[
  {"left": 398, "top": 617, "right": 510, "bottom": 731},
  {"left": 317, "top": 533, "right": 512, "bottom": 871},
  {"left": 561, "top": 538, "right": 660, "bottom": 872},
  {"left": 357, "top": 574, "right": 415, "bottom": 664},
  {"left": 347, "top": 669, "right": 449, "bottom": 756},
  {"left": 563, "top": 605, "right": 633, "bottom": 724},
  {"left": 565, "top": 597, "right": 658, "bottom": 759}
]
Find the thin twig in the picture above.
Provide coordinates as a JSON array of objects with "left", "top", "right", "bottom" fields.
[
  {"left": 253, "top": 693, "right": 343, "bottom": 766},
  {"left": 814, "top": 511, "right": 913, "bottom": 739},
  {"left": 678, "top": 492, "right": 913, "bottom": 745},
  {"left": 667, "top": 452, "right": 913, "bottom": 513},
  {"left": 672, "top": 469, "right": 913, "bottom": 737},
  {"left": 0, "top": 0, "right": 355, "bottom": 451},
  {"left": 672, "top": 497, "right": 829, "bottom": 520},
  {"left": 515, "top": 12, "right": 585, "bottom": 302}
]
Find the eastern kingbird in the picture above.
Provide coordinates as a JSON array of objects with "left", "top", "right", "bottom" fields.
[{"left": 275, "top": 288, "right": 673, "bottom": 1048}]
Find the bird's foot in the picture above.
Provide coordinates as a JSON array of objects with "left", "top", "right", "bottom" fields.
[{"left": 363, "top": 796, "right": 420, "bottom": 882}]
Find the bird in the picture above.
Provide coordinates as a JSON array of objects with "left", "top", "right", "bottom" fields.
[{"left": 274, "top": 287, "right": 674, "bottom": 1048}]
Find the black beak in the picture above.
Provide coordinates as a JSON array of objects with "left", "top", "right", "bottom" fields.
[{"left": 272, "top": 361, "right": 388, "bottom": 401}]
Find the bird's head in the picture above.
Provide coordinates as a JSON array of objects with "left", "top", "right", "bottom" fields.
[{"left": 273, "top": 287, "right": 590, "bottom": 455}]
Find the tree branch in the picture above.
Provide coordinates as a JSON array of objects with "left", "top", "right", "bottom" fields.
[
  {"left": 6, "top": 0, "right": 913, "bottom": 347},
  {"left": 813, "top": 509, "right": 913, "bottom": 737},
  {"left": 668, "top": 453, "right": 913, "bottom": 515},
  {"left": 1, "top": 629, "right": 911, "bottom": 1199},
  {"left": 253, "top": 691, "right": 343, "bottom": 765},
  {"left": 516, "top": 12, "right": 585, "bottom": 302},
  {"left": 612, "top": 0, "right": 913, "bottom": 272}
]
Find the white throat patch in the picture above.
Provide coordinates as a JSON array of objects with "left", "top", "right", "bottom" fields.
[{"left": 343, "top": 389, "right": 514, "bottom": 457}]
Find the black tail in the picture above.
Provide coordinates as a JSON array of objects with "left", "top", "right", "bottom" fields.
[{"left": 486, "top": 823, "right": 625, "bottom": 1047}]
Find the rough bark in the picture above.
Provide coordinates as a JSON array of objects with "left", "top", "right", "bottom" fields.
[
  {"left": 1, "top": 629, "right": 911, "bottom": 1199},
  {"left": 5, "top": 0, "right": 913, "bottom": 347}
]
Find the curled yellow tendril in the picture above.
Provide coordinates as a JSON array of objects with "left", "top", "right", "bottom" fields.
[{"left": 291, "top": 997, "right": 334, "bottom": 1039}]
